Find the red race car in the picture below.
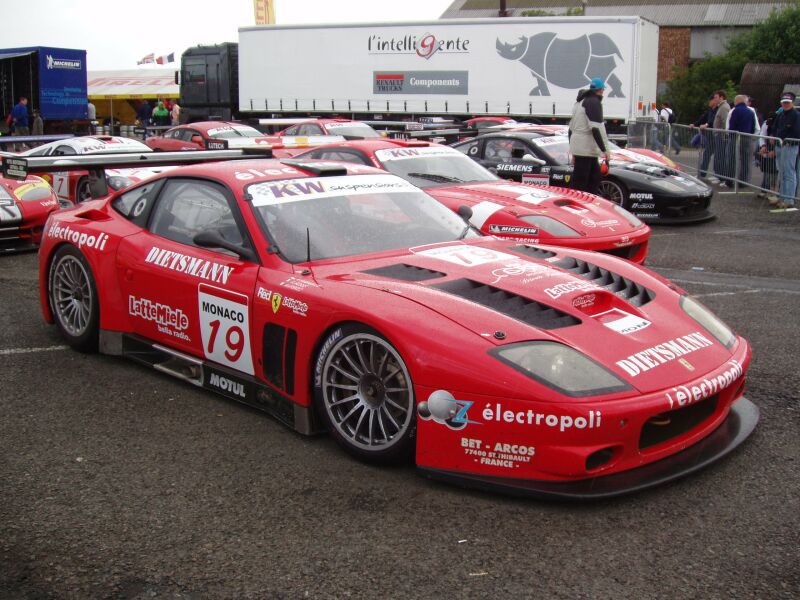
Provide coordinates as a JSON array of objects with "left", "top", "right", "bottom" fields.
[
  {"left": 145, "top": 121, "right": 275, "bottom": 151},
  {"left": 145, "top": 120, "right": 345, "bottom": 159},
  {"left": 12, "top": 150, "right": 758, "bottom": 499},
  {"left": 0, "top": 169, "right": 60, "bottom": 252},
  {"left": 274, "top": 118, "right": 382, "bottom": 140},
  {"left": 297, "top": 139, "right": 651, "bottom": 263}
]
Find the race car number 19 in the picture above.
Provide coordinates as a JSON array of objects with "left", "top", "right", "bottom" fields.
[{"left": 198, "top": 284, "right": 254, "bottom": 375}]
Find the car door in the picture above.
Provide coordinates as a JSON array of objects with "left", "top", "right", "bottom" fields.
[
  {"left": 479, "top": 137, "right": 548, "bottom": 183},
  {"left": 116, "top": 177, "right": 260, "bottom": 376}
]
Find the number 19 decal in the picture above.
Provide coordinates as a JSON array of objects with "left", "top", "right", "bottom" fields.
[{"left": 198, "top": 284, "right": 254, "bottom": 375}]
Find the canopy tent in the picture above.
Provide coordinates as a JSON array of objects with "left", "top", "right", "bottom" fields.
[
  {"left": 87, "top": 69, "right": 178, "bottom": 128},
  {"left": 87, "top": 69, "right": 178, "bottom": 100}
]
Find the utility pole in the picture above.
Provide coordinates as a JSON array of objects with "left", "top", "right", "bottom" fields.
[{"left": 499, "top": 0, "right": 509, "bottom": 17}]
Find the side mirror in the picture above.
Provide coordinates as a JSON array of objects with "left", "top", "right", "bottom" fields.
[
  {"left": 522, "top": 154, "right": 545, "bottom": 165},
  {"left": 457, "top": 205, "right": 474, "bottom": 222},
  {"left": 193, "top": 230, "right": 258, "bottom": 262},
  {"left": 191, "top": 135, "right": 204, "bottom": 145}
]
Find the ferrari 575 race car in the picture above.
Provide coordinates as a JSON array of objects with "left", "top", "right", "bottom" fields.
[
  {"left": 453, "top": 131, "right": 714, "bottom": 224},
  {"left": 8, "top": 149, "right": 758, "bottom": 499},
  {"left": 0, "top": 170, "right": 60, "bottom": 253},
  {"left": 297, "top": 139, "right": 651, "bottom": 263}
]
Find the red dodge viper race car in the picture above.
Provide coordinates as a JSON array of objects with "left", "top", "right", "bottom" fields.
[
  {"left": 298, "top": 139, "right": 651, "bottom": 263},
  {"left": 6, "top": 150, "right": 758, "bottom": 499}
]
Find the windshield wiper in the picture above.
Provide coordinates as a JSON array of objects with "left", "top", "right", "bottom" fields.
[{"left": 406, "top": 172, "right": 464, "bottom": 184}]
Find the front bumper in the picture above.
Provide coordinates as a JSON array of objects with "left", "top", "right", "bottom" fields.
[{"left": 418, "top": 396, "right": 758, "bottom": 500}]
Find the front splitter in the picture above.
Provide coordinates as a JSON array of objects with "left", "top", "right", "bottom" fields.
[{"left": 418, "top": 396, "right": 758, "bottom": 501}]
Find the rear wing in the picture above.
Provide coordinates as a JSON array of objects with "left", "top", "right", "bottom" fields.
[{"left": 1, "top": 148, "right": 273, "bottom": 198}]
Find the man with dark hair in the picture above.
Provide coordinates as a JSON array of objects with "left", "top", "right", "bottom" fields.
[
  {"left": 568, "top": 78, "right": 611, "bottom": 195},
  {"left": 11, "top": 96, "right": 30, "bottom": 136},
  {"left": 692, "top": 94, "right": 719, "bottom": 180},
  {"left": 712, "top": 90, "right": 733, "bottom": 186}
]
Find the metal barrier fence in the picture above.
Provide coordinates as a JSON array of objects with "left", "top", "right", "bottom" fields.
[{"left": 628, "top": 121, "right": 800, "bottom": 203}]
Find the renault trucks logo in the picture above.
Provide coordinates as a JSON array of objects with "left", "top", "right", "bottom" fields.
[
  {"left": 368, "top": 32, "right": 470, "bottom": 60},
  {"left": 46, "top": 55, "right": 82, "bottom": 70},
  {"left": 374, "top": 71, "right": 468, "bottom": 95}
]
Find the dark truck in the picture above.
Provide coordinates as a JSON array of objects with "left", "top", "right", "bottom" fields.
[
  {"left": 177, "top": 43, "right": 239, "bottom": 123},
  {"left": 0, "top": 46, "right": 88, "bottom": 131}
]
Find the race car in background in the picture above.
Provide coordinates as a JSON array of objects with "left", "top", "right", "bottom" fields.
[
  {"left": 145, "top": 121, "right": 273, "bottom": 151},
  {"left": 453, "top": 131, "right": 714, "bottom": 224},
  {"left": 0, "top": 171, "right": 60, "bottom": 253},
  {"left": 15, "top": 149, "right": 757, "bottom": 498},
  {"left": 19, "top": 136, "right": 155, "bottom": 205},
  {"left": 296, "top": 139, "right": 651, "bottom": 263},
  {"left": 273, "top": 118, "right": 382, "bottom": 140}
]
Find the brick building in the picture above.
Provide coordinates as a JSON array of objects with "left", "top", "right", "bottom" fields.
[{"left": 441, "top": 0, "right": 791, "bottom": 92}]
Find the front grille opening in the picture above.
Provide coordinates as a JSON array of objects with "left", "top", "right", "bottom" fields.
[
  {"left": 639, "top": 395, "right": 718, "bottom": 450},
  {"left": 433, "top": 278, "right": 580, "bottom": 330},
  {"left": 586, "top": 446, "right": 616, "bottom": 471}
]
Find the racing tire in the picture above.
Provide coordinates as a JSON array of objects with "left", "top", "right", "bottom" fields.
[
  {"left": 598, "top": 178, "right": 628, "bottom": 208},
  {"left": 313, "top": 323, "right": 416, "bottom": 465},
  {"left": 76, "top": 177, "right": 92, "bottom": 203},
  {"left": 48, "top": 245, "right": 100, "bottom": 352}
]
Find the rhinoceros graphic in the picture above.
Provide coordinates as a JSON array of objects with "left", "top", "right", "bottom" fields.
[{"left": 496, "top": 33, "right": 625, "bottom": 97}]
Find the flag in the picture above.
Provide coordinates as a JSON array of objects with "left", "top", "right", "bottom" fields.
[
  {"left": 137, "top": 53, "right": 155, "bottom": 65},
  {"left": 254, "top": 0, "right": 275, "bottom": 24},
  {"left": 155, "top": 53, "right": 175, "bottom": 65}
]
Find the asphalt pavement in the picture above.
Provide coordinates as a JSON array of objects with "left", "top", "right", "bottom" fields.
[{"left": 1, "top": 188, "right": 798, "bottom": 599}]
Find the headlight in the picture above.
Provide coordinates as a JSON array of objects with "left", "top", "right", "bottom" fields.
[
  {"left": 611, "top": 203, "right": 643, "bottom": 227},
  {"left": 491, "top": 341, "right": 631, "bottom": 397},
  {"left": 650, "top": 179, "right": 684, "bottom": 193},
  {"left": 14, "top": 181, "right": 54, "bottom": 202},
  {"left": 680, "top": 296, "right": 735, "bottom": 349},
  {"left": 107, "top": 175, "right": 135, "bottom": 191},
  {"left": 520, "top": 215, "right": 581, "bottom": 237}
]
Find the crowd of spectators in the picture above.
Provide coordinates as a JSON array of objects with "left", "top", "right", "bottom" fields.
[{"left": 685, "top": 89, "right": 800, "bottom": 210}]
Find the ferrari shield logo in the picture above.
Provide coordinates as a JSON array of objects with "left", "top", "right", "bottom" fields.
[
  {"left": 565, "top": 175, "right": 571, "bottom": 183},
  {"left": 679, "top": 358, "right": 695, "bottom": 372},
  {"left": 271, "top": 292, "right": 282, "bottom": 313}
]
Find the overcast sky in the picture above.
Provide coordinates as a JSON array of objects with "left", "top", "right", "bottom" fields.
[{"left": 3, "top": 0, "right": 455, "bottom": 71}]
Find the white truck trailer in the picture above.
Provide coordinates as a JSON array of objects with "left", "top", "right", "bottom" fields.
[{"left": 236, "top": 16, "right": 658, "bottom": 123}]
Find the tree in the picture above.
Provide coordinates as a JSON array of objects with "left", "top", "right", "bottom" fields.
[{"left": 664, "top": 2, "right": 799, "bottom": 122}]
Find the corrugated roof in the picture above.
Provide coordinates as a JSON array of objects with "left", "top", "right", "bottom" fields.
[{"left": 442, "top": 0, "right": 792, "bottom": 26}]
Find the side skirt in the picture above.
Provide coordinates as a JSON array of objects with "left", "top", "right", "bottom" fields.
[{"left": 99, "top": 329, "right": 320, "bottom": 435}]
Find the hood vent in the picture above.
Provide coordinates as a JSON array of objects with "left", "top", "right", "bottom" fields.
[
  {"left": 362, "top": 263, "right": 447, "bottom": 282},
  {"left": 553, "top": 256, "right": 655, "bottom": 307},
  {"left": 510, "top": 245, "right": 557, "bottom": 260},
  {"left": 434, "top": 278, "right": 580, "bottom": 330}
]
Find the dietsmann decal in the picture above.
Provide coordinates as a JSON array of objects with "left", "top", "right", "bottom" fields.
[{"left": 616, "top": 331, "right": 715, "bottom": 377}]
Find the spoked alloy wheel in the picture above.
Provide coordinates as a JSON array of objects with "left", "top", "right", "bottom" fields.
[
  {"left": 49, "top": 245, "right": 99, "bottom": 351},
  {"left": 315, "top": 325, "right": 415, "bottom": 463},
  {"left": 598, "top": 178, "right": 627, "bottom": 206}
]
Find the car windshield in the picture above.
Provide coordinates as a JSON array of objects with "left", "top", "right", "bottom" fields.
[
  {"left": 206, "top": 126, "right": 263, "bottom": 139},
  {"left": 530, "top": 136, "right": 571, "bottom": 165},
  {"left": 374, "top": 146, "right": 498, "bottom": 188},
  {"left": 248, "top": 173, "right": 475, "bottom": 263},
  {"left": 324, "top": 123, "right": 381, "bottom": 139}
]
